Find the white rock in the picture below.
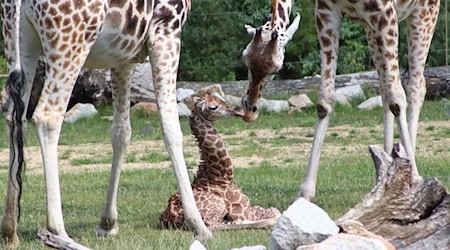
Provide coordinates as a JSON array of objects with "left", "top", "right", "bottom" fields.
[
  {"left": 231, "top": 245, "right": 267, "bottom": 250},
  {"left": 177, "top": 102, "right": 191, "bottom": 117},
  {"left": 189, "top": 240, "right": 207, "bottom": 250},
  {"left": 64, "top": 103, "right": 98, "bottom": 123},
  {"left": 334, "top": 92, "right": 351, "bottom": 107},
  {"left": 198, "top": 84, "right": 225, "bottom": 97},
  {"left": 288, "top": 94, "right": 314, "bottom": 109},
  {"left": 176, "top": 88, "right": 196, "bottom": 102},
  {"left": 336, "top": 85, "right": 366, "bottom": 101},
  {"left": 357, "top": 96, "right": 383, "bottom": 110},
  {"left": 296, "top": 233, "right": 388, "bottom": 250},
  {"left": 223, "top": 95, "right": 242, "bottom": 107},
  {"left": 261, "top": 99, "right": 290, "bottom": 112},
  {"left": 269, "top": 198, "right": 339, "bottom": 250}
]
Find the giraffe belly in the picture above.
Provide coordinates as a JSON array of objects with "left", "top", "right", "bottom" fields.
[
  {"left": 84, "top": 30, "right": 148, "bottom": 69},
  {"left": 84, "top": 5, "right": 151, "bottom": 69}
]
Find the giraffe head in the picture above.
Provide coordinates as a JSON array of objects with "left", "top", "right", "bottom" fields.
[
  {"left": 241, "top": 6, "right": 300, "bottom": 122},
  {"left": 193, "top": 92, "right": 245, "bottom": 121}
]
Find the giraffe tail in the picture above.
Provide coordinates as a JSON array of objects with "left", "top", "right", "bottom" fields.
[
  {"left": 3, "top": 0, "right": 27, "bottom": 221},
  {"left": 6, "top": 70, "right": 27, "bottom": 222}
]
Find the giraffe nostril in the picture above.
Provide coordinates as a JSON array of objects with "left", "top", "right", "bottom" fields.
[
  {"left": 244, "top": 100, "right": 249, "bottom": 109},
  {"left": 271, "top": 31, "right": 278, "bottom": 40},
  {"left": 252, "top": 106, "right": 258, "bottom": 113}
]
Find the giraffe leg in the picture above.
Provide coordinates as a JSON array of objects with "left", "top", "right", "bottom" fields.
[
  {"left": 96, "top": 66, "right": 134, "bottom": 237},
  {"left": 405, "top": 1, "right": 440, "bottom": 152},
  {"left": 365, "top": 27, "right": 395, "bottom": 154},
  {"left": 367, "top": 4, "right": 417, "bottom": 175},
  {"left": 197, "top": 193, "right": 227, "bottom": 228},
  {"left": 149, "top": 28, "right": 212, "bottom": 239},
  {"left": 33, "top": 31, "right": 103, "bottom": 240},
  {"left": 298, "top": 7, "right": 342, "bottom": 200},
  {"left": 1, "top": 16, "right": 41, "bottom": 247}
]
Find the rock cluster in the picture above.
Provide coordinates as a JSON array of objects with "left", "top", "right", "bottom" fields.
[
  {"left": 60, "top": 82, "right": 385, "bottom": 123},
  {"left": 189, "top": 198, "right": 393, "bottom": 250}
]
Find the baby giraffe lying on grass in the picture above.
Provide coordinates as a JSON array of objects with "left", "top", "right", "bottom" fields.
[{"left": 160, "top": 92, "right": 280, "bottom": 230}]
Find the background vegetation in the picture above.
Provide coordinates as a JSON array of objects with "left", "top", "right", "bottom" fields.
[
  {"left": 178, "top": 0, "right": 450, "bottom": 81},
  {"left": 0, "top": 0, "right": 448, "bottom": 82}
]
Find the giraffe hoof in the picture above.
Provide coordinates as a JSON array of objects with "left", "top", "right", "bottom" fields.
[
  {"left": 194, "top": 232, "right": 213, "bottom": 242},
  {"left": 95, "top": 224, "right": 119, "bottom": 237},
  {"left": 1, "top": 233, "right": 20, "bottom": 249}
]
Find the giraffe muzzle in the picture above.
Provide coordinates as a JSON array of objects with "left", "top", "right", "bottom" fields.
[{"left": 241, "top": 96, "right": 260, "bottom": 122}]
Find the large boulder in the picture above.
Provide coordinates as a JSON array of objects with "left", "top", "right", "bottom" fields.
[
  {"left": 334, "top": 92, "right": 351, "bottom": 107},
  {"left": 288, "top": 94, "right": 314, "bottom": 109},
  {"left": 64, "top": 103, "right": 98, "bottom": 123},
  {"left": 231, "top": 246, "right": 267, "bottom": 250},
  {"left": 177, "top": 102, "right": 192, "bottom": 117},
  {"left": 223, "top": 95, "right": 242, "bottom": 106},
  {"left": 296, "top": 233, "right": 388, "bottom": 250},
  {"left": 131, "top": 102, "right": 159, "bottom": 115},
  {"left": 269, "top": 198, "right": 339, "bottom": 250},
  {"left": 189, "top": 240, "right": 207, "bottom": 250},
  {"left": 261, "top": 99, "right": 290, "bottom": 112},
  {"left": 336, "top": 85, "right": 366, "bottom": 101},
  {"left": 358, "top": 96, "right": 382, "bottom": 110},
  {"left": 176, "top": 88, "right": 196, "bottom": 102}
]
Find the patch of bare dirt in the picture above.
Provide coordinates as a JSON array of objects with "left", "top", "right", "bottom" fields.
[{"left": 0, "top": 121, "right": 448, "bottom": 175}]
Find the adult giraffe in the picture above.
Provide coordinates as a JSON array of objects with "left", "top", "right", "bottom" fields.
[
  {"left": 1, "top": 0, "right": 212, "bottom": 247},
  {"left": 241, "top": 0, "right": 440, "bottom": 200}
]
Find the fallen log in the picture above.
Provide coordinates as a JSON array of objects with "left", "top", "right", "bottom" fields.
[
  {"left": 37, "top": 229, "right": 92, "bottom": 250},
  {"left": 178, "top": 66, "right": 450, "bottom": 99},
  {"left": 337, "top": 144, "right": 450, "bottom": 250}
]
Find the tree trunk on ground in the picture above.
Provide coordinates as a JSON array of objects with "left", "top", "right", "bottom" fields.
[
  {"left": 26, "top": 59, "right": 154, "bottom": 119},
  {"left": 37, "top": 229, "right": 92, "bottom": 250},
  {"left": 178, "top": 66, "right": 450, "bottom": 99},
  {"left": 337, "top": 144, "right": 450, "bottom": 250}
]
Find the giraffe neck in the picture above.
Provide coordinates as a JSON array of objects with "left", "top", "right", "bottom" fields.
[
  {"left": 271, "top": 0, "right": 293, "bottom": 31},
  {"left": 189, "top": 112, "right": 233, "bottom": 185}
]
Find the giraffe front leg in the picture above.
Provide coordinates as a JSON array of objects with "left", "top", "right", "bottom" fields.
[
  {"left": 96, "top": 66, "right": 133, "bottom": 237},
  {"left": 298, "top": 7, "right": 341, "bottom": 201},
  {"left": 149, "top": 31, "right": 212, "bottom": 240}
]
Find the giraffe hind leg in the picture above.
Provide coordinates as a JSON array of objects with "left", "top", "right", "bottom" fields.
[
  {"left": 1, "top": 17, "right": 42, "bottom": 247},
  {"left": 405, "top": 1, "right": 440, "bottom": 153}
]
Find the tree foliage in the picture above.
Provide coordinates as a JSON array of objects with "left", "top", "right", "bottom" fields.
[
  {"left": 0, "top": 1, "right": 448, "bottom": 80},
  {"left": 179, "top": 0, "right": 449, "bottom": 81}
]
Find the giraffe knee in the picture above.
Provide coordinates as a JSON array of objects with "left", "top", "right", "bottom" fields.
[
  {"left": 316, "top": 103, "right": 331, "bottom": 119},
  {"left": 31, "top": 112, "right": 64, "bottom": 130},
  {"left": 389, "top": 103, "right": 401, "bottom": 117}
]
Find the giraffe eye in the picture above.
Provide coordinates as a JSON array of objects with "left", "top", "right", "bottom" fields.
[{"left": 209, "top": 105, "right": 218, "bottom": 111}]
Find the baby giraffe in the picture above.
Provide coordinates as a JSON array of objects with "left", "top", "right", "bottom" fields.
[{"left": 160, "top": 92, "right": 280, "bottom": 230}]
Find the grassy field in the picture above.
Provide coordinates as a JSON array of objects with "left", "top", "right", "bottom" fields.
[{"left": 0, "top": 94, "right": 448, "bottom": 249}]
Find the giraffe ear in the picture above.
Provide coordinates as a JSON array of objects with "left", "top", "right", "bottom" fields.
[
  {"left": 193, "top": 96, "right": 201, "bottom": 104},
  {"left": 245, "top": 25, "right": 256, "bottom": 36},
  {"left": 286, "top": 13, "right": 301, "bottom": 38},
  {"left": 201, "top": 101, "right": 207, "bottom": 112}
]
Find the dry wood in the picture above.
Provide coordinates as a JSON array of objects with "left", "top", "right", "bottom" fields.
[
  {"left": 337, "top": 144, "right": 450, "bottom": 250},
  {"left": 178, "top": 66, "right": 450, "bottom": 99},
  {"left": 37, "top": 229, "right": 92, "bottom": 250}
]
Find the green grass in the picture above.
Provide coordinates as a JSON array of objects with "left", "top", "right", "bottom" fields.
[
  {"left": 0, "top": 153, "right": 447, "bottom": 249},
  {"left": 0, "top": 98, "right": 448, "bottom": 249}
]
